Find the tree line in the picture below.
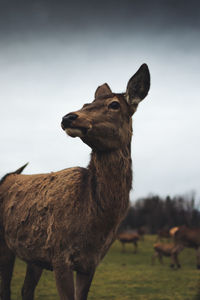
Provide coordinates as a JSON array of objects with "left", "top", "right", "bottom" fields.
[{"left": 120, "top": 192, "right": 200, "bottom": 234}]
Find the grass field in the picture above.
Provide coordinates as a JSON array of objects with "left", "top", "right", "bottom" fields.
[{"left": 10, "top": 235, "right": 200, "bottom": 300}]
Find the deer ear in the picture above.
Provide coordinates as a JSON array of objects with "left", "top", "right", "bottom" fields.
[
  {"left": 125, "top": 64, "right": 150, "bottom": 114},
  {"left": 95, "top": 83, "right": 112, "bottom": 98}
]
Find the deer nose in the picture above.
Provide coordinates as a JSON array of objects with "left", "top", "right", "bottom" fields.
[{"left": 61, "top": 113, "right": 78, "bottom": 129}]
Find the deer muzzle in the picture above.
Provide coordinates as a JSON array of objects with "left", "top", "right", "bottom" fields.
[{"left": 61, "top": 113, "right": 91, "bottom": 138}]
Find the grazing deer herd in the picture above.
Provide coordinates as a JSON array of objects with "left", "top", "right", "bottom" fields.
[
  {"left": 0, "top": 64, "right": 150, "bottom": 300},
  {"left": 0, "top": 62, "right": 199, "bottom": 300}
]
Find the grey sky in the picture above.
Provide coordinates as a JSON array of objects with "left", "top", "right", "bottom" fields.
[{"left": 0, "top": 0, "right": 200, "bottom": 202}]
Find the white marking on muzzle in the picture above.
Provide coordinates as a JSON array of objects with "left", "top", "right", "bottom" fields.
[{"left": 65, "top": 128, "right": 84, "bottom": 138}]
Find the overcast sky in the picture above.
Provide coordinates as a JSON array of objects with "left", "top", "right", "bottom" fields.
[{"left": 0, "top": 0, "right": 200, "bottom": 202}]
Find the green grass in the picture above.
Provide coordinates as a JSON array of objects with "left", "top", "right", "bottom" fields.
[{"left": 10, "top": 235, "right": 200, "bottom": 299}]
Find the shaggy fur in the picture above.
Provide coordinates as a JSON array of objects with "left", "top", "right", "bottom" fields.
[{"left": 0, "top": 64, "right": 150, "bottom": 300}]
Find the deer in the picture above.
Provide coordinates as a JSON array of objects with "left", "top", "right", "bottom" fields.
[
  {"left": 137, "top": 226, "right": 146, "bottom": 241},
  {"left": 152, "top": 243, "right": 184, "bottom": 269},
  {"left": 173, "top": 225, "right": 200, "bottom": 269},
  {"left": 0, "top": 63, "right": 150, "bottom": 300},
  {"left": 117, "top": 231, "right": 139, "bottom": 253}
]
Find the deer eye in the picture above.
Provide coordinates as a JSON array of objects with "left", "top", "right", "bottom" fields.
[{"left": 108, "top": 101, "right": 120, "bottom": 110}]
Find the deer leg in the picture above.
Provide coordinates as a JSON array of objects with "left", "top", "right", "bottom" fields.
[
  {"left": 75, "top": 269, "right": 95, "bottom": 300},
  {"left": 170, "top": 254, "right": 176, "bottom": 269},
  {"left": 54, "top": 265, "right": 74, "bottom": 300},
  {"left": 21, "top": 263, "right": 43, "bottom": 300},
  {"left": 172, "top": 253, "right": 181, "bottom": 269},
  {"left": 133, "top": 241, "right": 138, "bottom": 254},
  {"left": 0, "top": 245, "right": 15, "bottom": 300},
  {"left": 196, "top": 247, "right": 200, "bottom": 269}
]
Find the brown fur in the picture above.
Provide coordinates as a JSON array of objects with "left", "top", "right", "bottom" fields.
[
  {"left": 174, "top": 226, "right": 200, "bottom": 269},
  {"left": 174, "top": 226, "right": 200, "bottom": 249},
  {"left": 117, "top": 231, "right": 139, "bottom": 253},
  {"left": 0, "top": 64, "right": 150, "bottom": 300},
  {"left": 152, "top": 243, "right": 184, "bottom": 268}
]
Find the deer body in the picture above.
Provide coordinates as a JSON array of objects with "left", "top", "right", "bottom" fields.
[
  {"left": 0, "top": 64, "right": 150, "bottom": 300},
  {"left": 2, "top": 153, "right": 131, "bottom": 273},
  {"left": 152, "top": 243, "right": 184, "bottom": 268},
  {"left": 174, "top": 226, "right": 200, "bottom": 269},
  {"left": 117, "top": 231, "right": 139, "bottom": 253}
]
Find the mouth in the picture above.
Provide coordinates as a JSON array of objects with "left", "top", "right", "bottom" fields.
[{"left": 61, "top": 124, "right": 89, "bottom": 138}]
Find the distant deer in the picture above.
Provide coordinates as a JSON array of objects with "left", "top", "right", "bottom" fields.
[
  {"left": 117, "top": 231, "right": 139, "bottom": 253},
  {"left": 137, "top": 226, "right": 146, "bottom": 241},
  {"left": 152, "top": 243, "right": 184, "bottom": 269},
  {"left": 156, "top": 228, "right": 170, "bottom": 241},
  {"left": 174, "top": 225, "right": 200, "bottom": 269},
  {"left": 0, "top": 64, "right": 150, "bottom": 300}
]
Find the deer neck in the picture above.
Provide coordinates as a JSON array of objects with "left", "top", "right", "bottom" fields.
[{"left": 88, "top": 145, "right": 132, "bottom": 219}]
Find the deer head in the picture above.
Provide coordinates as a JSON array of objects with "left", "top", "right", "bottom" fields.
[{"left": 61, "top": 64, "right": 150, "bottom": 151}]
